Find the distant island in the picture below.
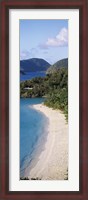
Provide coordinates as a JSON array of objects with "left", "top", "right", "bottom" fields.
[
  {"left": 20, "top": 58, "right": 50, "bottom": 73},
  {"left": 20, "top": 58, "right": 68, "bottom": 120}
]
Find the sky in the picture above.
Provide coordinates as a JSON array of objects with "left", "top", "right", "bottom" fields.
[{"left": 20, "top": 20, "right": 68, "bottom": 64}]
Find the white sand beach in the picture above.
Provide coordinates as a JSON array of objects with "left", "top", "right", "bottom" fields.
[{"left": 27, "top": 104, "right": 68, "bottom": 180}]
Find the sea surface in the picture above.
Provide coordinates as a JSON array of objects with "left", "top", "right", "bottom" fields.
[
  {"left": 20, "top": 98, "right": 48, "bottom": 177},
  {"left": 20, "top": 71, "right": 46, "bottom": 81}
]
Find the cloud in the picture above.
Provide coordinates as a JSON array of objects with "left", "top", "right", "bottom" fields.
[
  {"left": 39, "top": 44, "right": 49, "bottom": 49},
  {"left": 20, "top": 50, "right": 30, "bottom": 60},
  {"left": 20, "top": 48, "right": 38, "bottom": 60},
  {"left": 39, "top": 27, "right": 68, "bottom": 49}
]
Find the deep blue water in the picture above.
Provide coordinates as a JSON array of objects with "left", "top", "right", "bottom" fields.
[
  {"left": 20, "top": 71, "right": 46, "bottom": 81},
  {"left": 20, "top": 98, "right": 48, "bottom": 177}
]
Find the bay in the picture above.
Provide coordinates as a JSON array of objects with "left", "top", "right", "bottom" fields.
[
  {"left": 20, "top": 97, "right": 48, "bottom": 177},
  {"left": 20, "top": 71, "right": 46, "bottom": 81}
]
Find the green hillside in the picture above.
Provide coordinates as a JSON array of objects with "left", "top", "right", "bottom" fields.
[
  {"left": 20, "top": 66, "right": 68, "bottom": 120},
  {"left": 47, "top": 58, "right": 68, "bottom": 74}
]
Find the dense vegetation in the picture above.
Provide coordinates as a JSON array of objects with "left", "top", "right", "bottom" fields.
[{"left": 20, "top": 67, "right": 68, "bottom": 120}]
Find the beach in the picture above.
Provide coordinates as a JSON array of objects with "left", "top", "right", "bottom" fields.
[{"left": 26, "top": 103, "right": 68, "bottom": 180}]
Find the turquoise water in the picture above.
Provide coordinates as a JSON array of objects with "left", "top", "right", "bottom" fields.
[{"left": 20, "top": 98, "right": 48, "bottom": 177}]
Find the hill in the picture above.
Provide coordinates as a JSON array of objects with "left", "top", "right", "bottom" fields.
[
  {"left": 20, "top": 58, "right": 50, "bottom": 72},
  {"left": 20, "top": 67, "right": 68, "bottom": 120},
  {"left": 47, "top": 58, "right": 68, "bottom": 74}
]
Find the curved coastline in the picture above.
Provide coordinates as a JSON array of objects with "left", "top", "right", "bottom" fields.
[
  {"left": 20, "top": 98, "right": 49, "bottom": 177},
  {"left": 25, "top": 103, "right": 68, "bottom": 180},
  {"left": 22, "top": 104, "right": 49, "bottom": 178}
]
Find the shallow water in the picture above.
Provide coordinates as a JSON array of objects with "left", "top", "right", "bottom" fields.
[{"left": 20, "top": 98, "right": 48, "bottom": 177}]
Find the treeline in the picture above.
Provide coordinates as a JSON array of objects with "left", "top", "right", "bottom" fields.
[{"left": 20, "top": 68, "right": 68, "bottom": 120}]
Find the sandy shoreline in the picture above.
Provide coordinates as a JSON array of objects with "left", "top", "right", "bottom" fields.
[{"left": 25, "top": 103, "right": 68, "bottom": 180}]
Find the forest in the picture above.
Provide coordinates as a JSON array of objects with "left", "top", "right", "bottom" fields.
[{"left": 20, "top": 67, "right": 68, "bottom": 120}]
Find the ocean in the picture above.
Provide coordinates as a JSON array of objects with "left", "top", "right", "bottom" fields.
[
  {"left": 20, "top": 98, "right": 48, "bottom": 177},
  {"left": 20, "top": 71, "right": 46, "bottom": 81}
]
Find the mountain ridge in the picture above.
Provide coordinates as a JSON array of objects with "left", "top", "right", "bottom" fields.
[{"left": 20, "top": 58, "right": 50, "bottom": 72}]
